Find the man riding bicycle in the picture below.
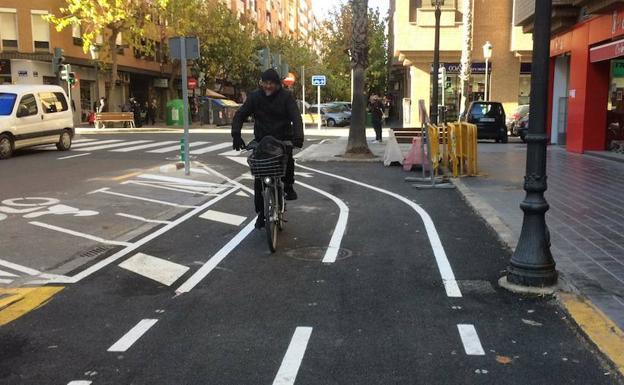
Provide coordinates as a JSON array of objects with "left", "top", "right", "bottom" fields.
[{"left": 231, "top": 68, "right": 304, "bottom": 229}]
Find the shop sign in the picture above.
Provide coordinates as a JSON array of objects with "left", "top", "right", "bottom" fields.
[
  {"left": 612, "top": 10, "right": 624, "bottom": 37},
  {"left": 153, "top": 78, "right": 168, "bottom": 88},
  {"left": 590, "top": 38, "right": 624, "bottom": 63},
  {"left": 613, "top": 60, "right": 624, "bottom": 77},
  {"left": 17, "top": 70, "right": 27, "bottom": 77},
  {"left": 429, "top": 63, "right": 492, "bottom": 74}
]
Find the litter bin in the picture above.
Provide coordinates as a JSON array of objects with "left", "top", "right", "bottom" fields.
[{"left": 166, "top": 99, "right": 184, "bottom": 126}]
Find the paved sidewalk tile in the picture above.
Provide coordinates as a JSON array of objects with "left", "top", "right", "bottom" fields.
[{"left": 462, "top": 142, "right": 624, "bottom": 330}]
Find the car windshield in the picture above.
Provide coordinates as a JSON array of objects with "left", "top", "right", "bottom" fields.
[
  {"left": 470, "top": 103, "right": 501, "bottom": 118},
  {"left": 0, "top": 93, "right": 17, "bottom": 116},
  {"left": 324, "top": 107, "right": 341, "bottom": 113}
]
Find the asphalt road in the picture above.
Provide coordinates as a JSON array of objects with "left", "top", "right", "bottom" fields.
[{"left": 0, "top": 132, "right": 621, "bottom": 384}]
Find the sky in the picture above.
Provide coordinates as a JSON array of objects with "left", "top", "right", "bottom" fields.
[{"left": 312, "top": 0, "right": 389, "bottom": 21}]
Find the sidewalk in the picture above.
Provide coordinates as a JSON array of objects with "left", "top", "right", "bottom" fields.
[{"left": 456, "top": 141, "right": 624, "bottom": 332}]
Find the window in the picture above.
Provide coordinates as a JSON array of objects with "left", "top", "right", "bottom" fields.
[
  {"left": 115, "top": 32, "right": 124, "bottom": 55},
  {"left": 266, "top": 12, "right": 272, "bottom": 30},
  {"left": 469, "top": 103, "right": 503, "bottom": 119},
  {"left": 38, "top": 92, "right": 68, "bottom": 113},
  {"left": 72, "top": 23, "right": 83, "bottom": 46},
  {"left": 16, "top": 94, "right": 38, "bottom": 117},
  {"left": 0, "top": 11, "right": 18, "bottom": 51},
  {"left": 409, "top": 0, "right": 421, "bottom": 23},
  {"left": 0, "top": 93, "right": 17, "bottom": 116},
  {"left": 31, "top": 11, "right": 51, "bottom": 52}
]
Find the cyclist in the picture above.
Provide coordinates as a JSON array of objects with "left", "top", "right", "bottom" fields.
[{"left": 231, "top": 68, "right": 304, "bottom": 229}]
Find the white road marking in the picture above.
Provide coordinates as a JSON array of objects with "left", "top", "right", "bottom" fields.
[
  {"left": 175, "top": 219, "right": 255, "bottom": 294},
  {"left": 49, "top": 186, "right": 241, "bottom": 284},
  {"left": 29, "top": 221, "right": 132, "bottom": 247},
  {"left": 118, "top": 253, "right": 189, "bottom": 286},
  {"left": 0, "top": 278, "right": 13, "bottom": 284},
  {"left": 189, "top": 142, "right": 232, "bottom": 155},
  {"left": 147, "top": 141, "right": 209, "bottom": 153},
  {"left": 71, "top": 138, "right": 97, "bottom": 144},
  {"left": 457, "top": 324, "right": 485, "bottom": 355},
  {"left": 137, "top": 173, "right": 225, "bottom": 187},
  {"left": 272, "top": 327, "right": 313, "bottom": 385},
  {"left": 122, "top": 180, "right": 221, "bottom": 196},
  {"left": 107, "top": 319, "right": 158, "bottom": 352},
  {"left": 115, "top": 213, "right": 171, "bottom": 225},
  {"left": 297, "top": 164, "right": 462, "bottom": 298},
  {"left": 219, "top": 149, "right": 242, "bottom": 156},
  {"left": 295, "top": 181, "right": 348, "bottom": 263},
  {"left": 70, "top": 139, "right": 123, "bottom": 148},
  {"left": 225, "top": 156, "right": 250, "bottom": 167},
  {"left": 199, "top": 210, "right": 247, "bottom": 226},
  {"left": 0, "top": 269, "right": 18, "bottom": 277},
  {"left": 58, "top": 153, "right": 91, "bottom": 160},
  {"left": 236, "top": 191, "right": 250, "bottom": 197},
  {"left": 67, "top": 381, "right": 92, "bottom": 385},
  {"left": 75, "top": 140, "right": 152, "bottom": 152},
  {"left": 0, "top": 259, "right": 42, "bottom": 276},
  {"left": 90, "top": 188, "right": 198, "bottom": 209},
  {"left": 110, "top": 141, "right": 178, "bottom": 152}
]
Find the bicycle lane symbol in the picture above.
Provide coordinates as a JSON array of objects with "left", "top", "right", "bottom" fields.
[{"left": 0, "top": 197, "right": 99, "bottom": 221}]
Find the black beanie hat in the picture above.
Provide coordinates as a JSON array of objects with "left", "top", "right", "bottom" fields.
[{"left": 261, "top": 68, "right": 281, "bottom": 84}]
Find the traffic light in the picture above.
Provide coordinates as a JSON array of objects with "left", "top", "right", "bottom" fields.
[
  {"left": 60, "top": 64, "right": 71, "bottom": 81},
  {"left": 257, "top": 48, "right": 271, "bottom": 71},
  {"left": 437, "top": 65, "right": 446, "bottom": 86},
  {"left": 68, "top": 72, "right": 76, "bottom": 87},
  {"left": 52, "top": 48, "right": 65, "bottom": 75}
]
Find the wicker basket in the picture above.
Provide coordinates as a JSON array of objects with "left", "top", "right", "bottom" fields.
[{"left": 247, "top": 154, "right": 287, "bottom": 177}]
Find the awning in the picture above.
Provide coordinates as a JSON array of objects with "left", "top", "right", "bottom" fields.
[{"left": 590, "top": 38, "right": 624, "bottom": 63}]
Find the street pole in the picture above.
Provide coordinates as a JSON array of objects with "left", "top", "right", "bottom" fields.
[
  {"left": 430, "top": 1, "right": 442, "bottom": 125},
  {"left": 93, "top": 61, "right": 99, "bottom": 102},
  {"left": 302, "top": 66, "right": 306, "bottom": 116},
  {"left": 484, "top": 58, "right": 489, "bottom": 101},
  {"left": 317, "top": 85, "right": 321, "bottom": 131},
  {"left": 506, "top": 0, "right": 557, "bottom": 287},
  {"left": 180, "top": 37, "right": 190, "bottom": 176}
]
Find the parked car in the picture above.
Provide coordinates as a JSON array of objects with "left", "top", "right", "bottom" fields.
[
  {"left": 464, "top": 101, "right": 508, "bottom": 143},
  {"left": 0, "top": 85, "right": 74, "bottom": 159},
  {"left": 508, "top": 104, "right": 530, "bottom": 136},
  {"left": 309, "top": 104, "right": 351, "bottom": 127},
  {"left": 331, "top": 101, "right": 352, "bottom": 112},
  {"left": 516, "top": 113, "right": 529, "bottom": 143}
]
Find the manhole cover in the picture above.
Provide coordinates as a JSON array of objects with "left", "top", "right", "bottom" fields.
[{"left": 284, "top": 247, "right": 353, "bottom": 262}]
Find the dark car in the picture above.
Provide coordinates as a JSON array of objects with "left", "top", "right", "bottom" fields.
[
  {"left": 508, "top": 104, "right": 530, "bottom": 136},
  {"left": 465, "top": 101, "right": 508, "bottom": 143},
  {"left": 516, "top": 113, "right": 529, "bottom": 143}
]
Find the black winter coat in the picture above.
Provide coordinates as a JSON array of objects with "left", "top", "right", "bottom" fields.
[{"left": 231, "top": 88, "right": 304, "bottom": 143}]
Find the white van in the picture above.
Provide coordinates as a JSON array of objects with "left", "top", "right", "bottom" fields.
[{"left": 0, "top": 85, "right": 74, "bottom": 159}]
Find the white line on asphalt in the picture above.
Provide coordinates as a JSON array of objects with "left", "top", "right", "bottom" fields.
[
  {"left": 58, "top": 152, "right": 92, "bottom": 160},
  {"left": 295, "top": 181, "right": 348, "bottom": 263},
  {"left": 175, "top": 219, "right": 255, "bottom": 294},
  {"left": 219, "top": 149, "right": 242, "bottom": 156},
  {"left": 122, "top": 180, "right": 220, "bottom": 196},
  {"left": 296, "top": 164, "right": 462, "bottom": 298},
  {"left": 74, "top": 140, "right": 152, "bottom": 152},
  {"left": 107, "top": 319, "right": 158, "bottom": 352},
  {"left": 29, "top": 221, "right": 132, "bottom": 247},
  {"left": 192, "top": 164, "right": 255, "bottom": 194},
  {"left": 199, "top": 210, "right": 247, "bottom": 226},
  {"left": 225, "top": 156, "right": 250, "bottom": 167},
  {"left": 147, "top": 141, "right": 209, "bottom": 153},
  {"left": 457, "top": 324, "right": 485, "bottom": 355},
  {"left": 60, "top": 186, "right": 240, "bottom": 283},
  {"left": 0, "top": 278, "right": 13, "bottom": 284},
  {"left": 118, "top": 253, "right": 189, "bottom": 286},
  {"left": 110, "top": 140, "right": 178, "bottom": 152},
  {"left": 189, "top": 142, "right": 232, "bottom": 155},
  {"left": 90, "top": 188, "right": 198, "bottom": 208},
  {"left": 137, "top": 173, "right": 225, "bottom": 187},
  {"left": 66, "top": 381, "right": 92, "bottom": 385},
  {"left": 115, "top": 213, "right": 172, "bottom": 225},
  {"left": 0, "top": 259, "right": 42, "bottom": 276},
  {"left": 272, "top": 327, "right": 313, "bottom": 385},
  {"left": 70, "top": 139, "right": 123, "bottom": 148},
  {"left": 72, "top": 138, "right": 98, "bottom": 144},
  {"left": 0, "top": 269, "right": 18, "bottom": 277}
]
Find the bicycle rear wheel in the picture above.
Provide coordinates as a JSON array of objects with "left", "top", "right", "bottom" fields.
[{"left": 263, "top": 186, "right": 278, "bottom": 252}]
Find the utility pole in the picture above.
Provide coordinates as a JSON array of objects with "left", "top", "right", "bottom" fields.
[
  {"left": 302, "top": 65, "right": 306, "bottom": 116},
  {"left": 430, "top": 0, "right": 444, "bottom": 125},
  {"left": 505, "top": 0, "right": 557, "bottom": 288}
]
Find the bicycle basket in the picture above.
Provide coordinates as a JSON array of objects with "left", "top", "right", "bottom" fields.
[{"left": 248, "top": 154, "right": 287, "bottom": 177}]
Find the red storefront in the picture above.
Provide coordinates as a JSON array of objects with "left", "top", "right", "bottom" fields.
[{"left": 548, "top": 8, "right": 624, "bottom": 153}]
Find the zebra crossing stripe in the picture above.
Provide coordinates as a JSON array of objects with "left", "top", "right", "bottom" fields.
[
  {"left": 75, "top": 140, "right": 153, "bottom": 152},
  {"left": 189, "top": 142, "right": 232, "bottom": 155},
  {"left": 71, "top": 139, "right": 123, "bottom": 148},
  {"left": 147, "top": 141, "right": 210, "bottom": 153},
  {"left": 110, "top": 141, "right": 178, "bottom": 152}
]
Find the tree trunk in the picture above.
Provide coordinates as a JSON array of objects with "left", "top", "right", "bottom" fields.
[
  {"left": 108, "top": 29, "right": 119, "bottom": 111},
  {"left": 168, "top": 60, "right": 180, "bottom": 100},
  {"left": 458, "top": 0, "right": 472, "bottom": 118},
  {"left": 345, "top": 0, "right": 372, "bottom": 157}
]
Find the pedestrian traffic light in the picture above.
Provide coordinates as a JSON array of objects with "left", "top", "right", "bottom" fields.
[
  {"left": 68, "top": 72, "right": 76, "bottom": 86},
  {"left": 60, "top": 64, "right": 71, "bottom": 81},
  {"left": 438, "top": 65, "right": 446, "bottom": 85},
  {"left": 52, "top": 48, "right": 65, "bottom": 75},
  {"left": 257, "top": 48, "right": 271, "bottom": 72}
]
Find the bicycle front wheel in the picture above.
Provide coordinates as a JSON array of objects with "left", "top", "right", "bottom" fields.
[{"left": 263, "top": 186, "right": 278, "bottom": 253}]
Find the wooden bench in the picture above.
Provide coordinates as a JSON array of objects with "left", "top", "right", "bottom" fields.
[{"left": 95, "top": 112, "right": 135, "bottom": 129}]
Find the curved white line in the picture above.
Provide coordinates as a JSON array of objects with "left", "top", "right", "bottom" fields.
[
  {"left": 296, "top": 163, "right": 462, "bottom": 298},
  {"left": 295, "top": 181, "right": 348, "bottom": 263}
]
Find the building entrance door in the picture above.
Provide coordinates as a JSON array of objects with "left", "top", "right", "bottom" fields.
[{"left": 551, "top": 55, "right": 570, "bottom": 145}]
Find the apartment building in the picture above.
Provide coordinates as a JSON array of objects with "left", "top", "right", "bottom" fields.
[
  {"left": 515, "top": 0, "right": 624, "bottom": 153},
  {"left": 0, "top": 0, "right": 172, "bottom": 124},
  {"left": 390, "top": 0, "right": 533, "bottom": 126}
]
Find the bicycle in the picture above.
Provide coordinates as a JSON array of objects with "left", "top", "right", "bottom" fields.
[{"left": 247, "top": 141, "right": 292, "bottom": 252}]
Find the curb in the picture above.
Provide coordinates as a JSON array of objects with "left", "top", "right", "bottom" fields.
[{"left": 451, "top": 176, "right": 624, "bottom": 377}]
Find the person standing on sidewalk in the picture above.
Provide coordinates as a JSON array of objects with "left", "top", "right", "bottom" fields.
[
  {"left": 370, "top": 96, "right": 384, "bottom": 143},
  {"left": 148, "top": 98, "right": 157, "bottom": 125}
]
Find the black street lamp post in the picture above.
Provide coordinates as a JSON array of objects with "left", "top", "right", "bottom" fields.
[
  {"left": 430, "top": 0, "right": 443, "bottom": 125},
  {"left": 506, "top": 0, "right": 557, "bottom": 287}
]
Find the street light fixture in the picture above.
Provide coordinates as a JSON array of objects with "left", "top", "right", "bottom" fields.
[
  {"left": 89, "top": 45, "right": 100, "bottom": 103},
  {"left": 430, "top": 0, "right": 444, "bottom": 125},
  {"left": 482, "top": 41, "right": 492, "bottom": 101},
  {"left": 504, "top": 0, "right": 557, "bottom": 288}
]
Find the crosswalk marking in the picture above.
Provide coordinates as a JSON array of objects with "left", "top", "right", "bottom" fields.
[
  {"left": 199, "top": 210, "right": 247, "bottom": 226},
  {"left": 110, "top": 140, "right": 178, "bottom": 152},
  {"left": 71, "top": 139, "right": 123, "bottom": 148},
  {"left": 107, "top": 318, "right": 159, "bottom": 352},
  {"left": 119, "top": 253, "right": 189, "bottom": 286},
  {"left": 75, "top": 140, "right": 153, "bottom": 152},
  {"left": 0, "top": 269, "right": 18, "bottom": 277},
  {"left": 147, "top": 141, "right": 210, "bottom": 153},
  {"left": 72, "top": 138, "right": 98, "bottom": 144},
  {"left": 189, "top": 142, "right": 232, "bottom": 155}
]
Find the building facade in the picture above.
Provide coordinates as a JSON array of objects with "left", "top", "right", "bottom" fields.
[
  {"left": 515, "top": 0, "right": 624, "bottom": 153},
  {"left": 390, "top": 0, "right": 533, "bottom": 127}
]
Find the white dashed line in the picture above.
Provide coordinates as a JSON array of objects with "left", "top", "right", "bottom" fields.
[
  {"left": 110, "top": 141, "right": 178, "bottom": 152},
  {"left": 147, "top": 141, "right": 209, "bottom": 153},
  {"left": 457, "top": 324, "right": 485, "bottom": 355},
  {"left": 272, "top": 327, "right": 313, "bottom": 385},
  {"left": 67, "top": 381, "right": 92, "bottom": 385},
  {"left": 107, "top": 319, "right": 158, "bottom": 352},
  {"left": 118, "top": 253, "right": 189, "bottom": 286},
  {"left": 74, "top": 140, "right": 152, "bottom": 152},
  {"left": 199, "top": 210, "right": 247, "bottom": 226},
  {"left": 58, "top": 153, "right": 91, "bottom": 160}
]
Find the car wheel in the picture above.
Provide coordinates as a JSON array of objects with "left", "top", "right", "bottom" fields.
[
  {"left": 327, "top": 119, "right": 336, "bottom": 127},
  {"left": 0, "top": 134, "right": 13, "bottom": 160},
  {"left": 56, "top": 130, "right": 72, "bottom": 151}
]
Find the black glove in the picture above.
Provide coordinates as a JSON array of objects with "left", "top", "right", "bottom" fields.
[
  {"left": 233, "top": 135, "right": 246, "bottom": 151},
  {"left": 293, "top": 138, "right": 304, "bottom": 148}
]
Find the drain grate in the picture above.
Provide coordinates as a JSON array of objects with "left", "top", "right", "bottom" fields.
[{"left": 78, "top": 245, "right": 117, "bottom": 260}]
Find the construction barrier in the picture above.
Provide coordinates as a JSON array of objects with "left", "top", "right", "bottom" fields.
[{"left": 445, "top": 122, "right": 478, "bottom": 177}]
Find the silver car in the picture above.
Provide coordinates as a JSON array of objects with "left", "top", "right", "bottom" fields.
[{"left": 310, "top": 104, "right": 351, "bottom": 127}]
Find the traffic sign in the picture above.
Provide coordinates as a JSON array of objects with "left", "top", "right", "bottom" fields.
[
  {"left": 311, "top": 75, "right": 326, "bottom": 86},
  {"left": 187, "top": 78, "right": 197, "bottom": 89}
]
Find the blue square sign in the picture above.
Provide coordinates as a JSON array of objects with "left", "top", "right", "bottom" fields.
[{"left": 311, "top": 75, "right": 326, "bottom": 86}]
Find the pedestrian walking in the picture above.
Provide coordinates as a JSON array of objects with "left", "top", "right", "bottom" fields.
[
  {"left": 370, "top": 96, "right": 384, "bottom": 143},
  {"left": 148, "top": 99, "right": 157, "bottom": 125}
]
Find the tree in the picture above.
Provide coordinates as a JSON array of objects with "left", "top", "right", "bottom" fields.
[
  {"left": 46, "top": 0, "right": 168, "bottom": 105},
  {"left": 458, "top": 0, "right": 473, "bottom": 117},
  {"left": 346, "top": 0, "right": 372, "bottom": 156}
]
